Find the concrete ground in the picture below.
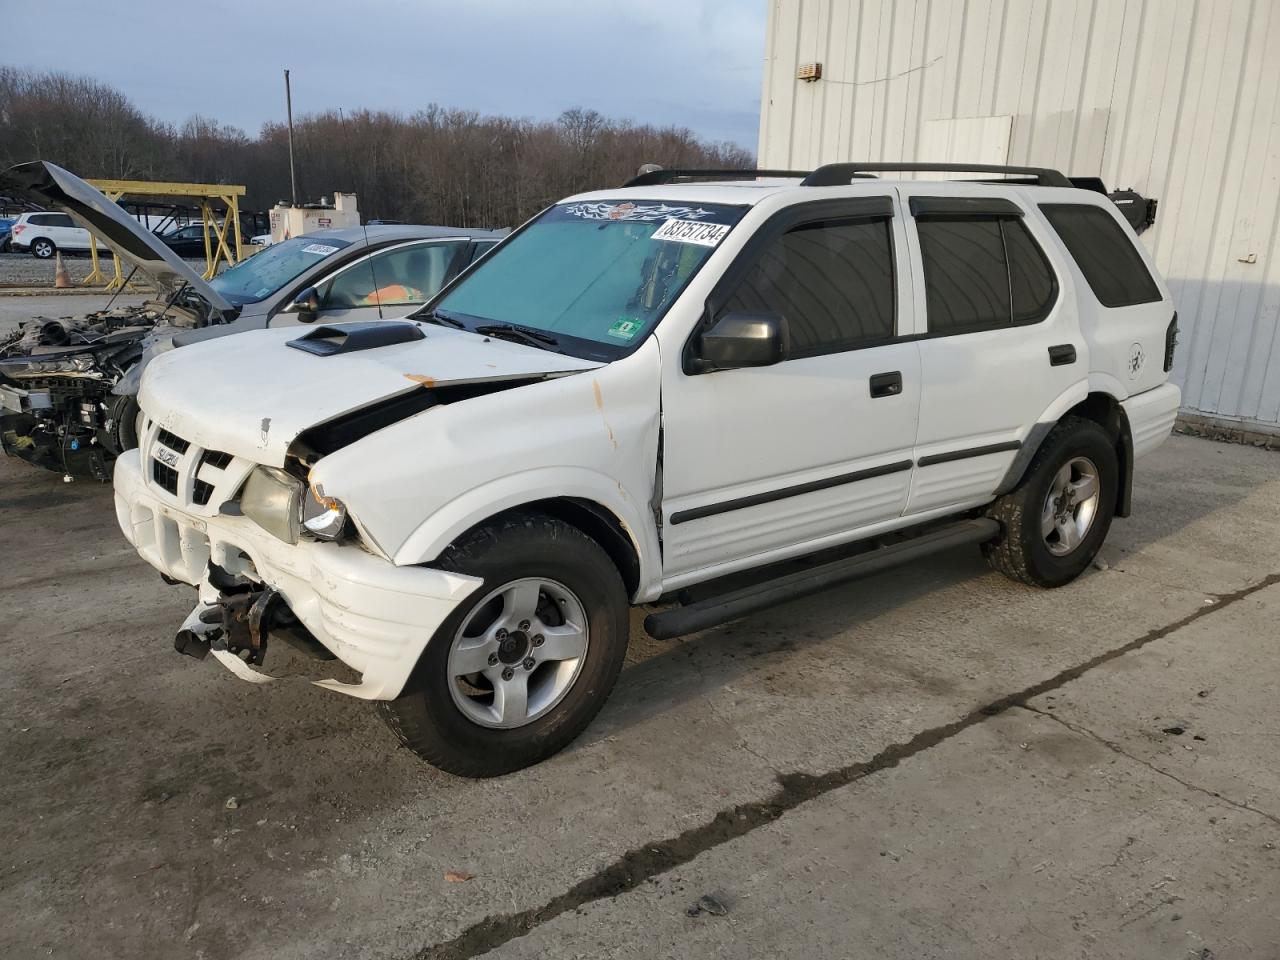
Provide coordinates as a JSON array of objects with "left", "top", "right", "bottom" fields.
[{"left": 1, "top": 433, "right": 1277, "bottom": 960}]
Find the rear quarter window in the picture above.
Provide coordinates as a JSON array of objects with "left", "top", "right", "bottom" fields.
[{"left": 1039, "top": 203, "right": 1162, "bottom": 307}]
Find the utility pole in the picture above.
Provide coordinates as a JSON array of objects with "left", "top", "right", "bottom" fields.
[{"left": 284, "top": 69, "right": 298, "bottom": 206}]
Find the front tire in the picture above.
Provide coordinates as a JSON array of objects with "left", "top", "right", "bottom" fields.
[
  {"left": 983, "top": 416, "right": 1118, "bottom": 588},
  {"left": 31, "top": 238, "right": 55, "bottom": 259},
  {"left": 378, "top": 511, "right": 629, "bottom": 777}
]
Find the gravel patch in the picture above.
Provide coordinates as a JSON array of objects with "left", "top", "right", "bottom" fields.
[{"left": 0, "top": 251, "right": 210, "bottom": 289}]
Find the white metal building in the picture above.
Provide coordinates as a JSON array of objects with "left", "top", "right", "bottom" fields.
[{"left": 759, "top": 0, "right": 1280, "bottom": 435}]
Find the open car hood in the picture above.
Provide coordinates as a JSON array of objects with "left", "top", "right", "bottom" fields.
[
  {"left": 139, "top": 322, "right": 602, "bottom": 466},
  {"left": 1, "top": 160, "right": 234, "bottom": 313}
]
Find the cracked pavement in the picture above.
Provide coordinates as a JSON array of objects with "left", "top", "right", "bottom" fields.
[{"left": 1, "top": 422, "right": 1278, "bottom": 959}]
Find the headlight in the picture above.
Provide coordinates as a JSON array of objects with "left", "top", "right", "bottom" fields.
[
  {"left": 302, "top": 483, "right": 347, "bottom": 540},
  {"left": 239, "top": 466, "right": 304, "bottom": 544},
  {"left": 7, "top": 355, "right": 97, "bottom": 377}
]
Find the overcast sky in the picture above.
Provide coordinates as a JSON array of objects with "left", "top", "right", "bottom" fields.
[{"left": 6, "top": 0, "right": 766, "bottom": 151}]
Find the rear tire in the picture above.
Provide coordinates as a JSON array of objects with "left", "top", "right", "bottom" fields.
[
  {"left": 31, "top": 238, "right": 55, "bottom": 259},
  {"left": 378, "top": 511, "right": 629, "bottom": 777},
  {"left": 983, "top": 415, "right": 1117, "bottom": 588}
]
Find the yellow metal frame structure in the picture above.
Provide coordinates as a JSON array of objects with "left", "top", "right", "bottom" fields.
[{"left": 82, "top": 179, "right": 247, "bottom": 290}]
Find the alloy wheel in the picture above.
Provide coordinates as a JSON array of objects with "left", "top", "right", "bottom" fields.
[
  {"left": 446, "top": 577, "right": 589, "bottom": 729},
  {"left": 1041, "top": 456, "right": 1101, "bottom": 556}
]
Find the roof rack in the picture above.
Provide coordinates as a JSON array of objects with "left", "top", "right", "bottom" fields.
[
  {"left": 622, "top": 168, "right": 810, "bottom": 187},
  {"left": 801, "top": 162, "right": 1072, "bottom": 188},
  {"left": 621, "top": 163, "right": 1075, "bottom": 190}
]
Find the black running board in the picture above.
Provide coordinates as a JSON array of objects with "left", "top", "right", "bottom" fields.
[{"left": 644, "top": 518, "right": 1000, "bottom": 641}]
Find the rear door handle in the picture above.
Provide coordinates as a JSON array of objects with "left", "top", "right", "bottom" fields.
[
  {"left": 1048, "top": 344, "right": 1077, "bottom": 366},
  {"left": 869, "top": 371, "right": 903, "bottom": 398}
]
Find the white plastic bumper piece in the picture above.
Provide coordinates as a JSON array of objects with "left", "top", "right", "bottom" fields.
[
  {"left": 114, "top": 449, "right": 482, "bottom": 699},
  {"left": 1122, "top": 381, "right": 1182, "bottom": 460}
]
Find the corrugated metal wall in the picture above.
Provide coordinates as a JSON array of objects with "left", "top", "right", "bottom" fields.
[{"left": 759, "top": 0, "right": 1280, "bottom": 431}]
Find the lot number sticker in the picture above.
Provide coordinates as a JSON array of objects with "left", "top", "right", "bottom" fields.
[
  {"left": 302, "top": 243, "right": 340, "bottom": 256},
  {"left": 651, "top": 218, "right": 730, "bottom": 247}
]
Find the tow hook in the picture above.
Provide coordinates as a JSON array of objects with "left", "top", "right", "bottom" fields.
[
  {"left": 172, "top": 580, "right": 284, "bottom": 665},
  {"left": 217, "top": 588, "right": 284, "bottom": 665}
]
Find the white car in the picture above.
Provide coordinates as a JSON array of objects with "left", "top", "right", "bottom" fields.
[
  {"left": 114, "top": 163, "right": 1181, "bottom": 776},
  {"left": 8, "top": 210, "right": 105, "bottom": 258}
]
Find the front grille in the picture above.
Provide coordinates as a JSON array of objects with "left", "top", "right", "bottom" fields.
[
  {"left": 201, "top": 449, "right": 233, "bottom": 470},
  {"left": 192, "top": 479, "right": 215, "bottom": 506},
  {"left": 152, "top": 459, "right": 179, "bottom": 494},
  {"left": 155, "top": 428, "right": 190, "bottom": 454}
]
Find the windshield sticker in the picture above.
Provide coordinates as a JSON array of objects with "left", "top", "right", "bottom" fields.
[
  {"left": 607, "top": 317, "right": 642, "bottom": 340},
  {"left": 253, "top": 286, "right": 271, "bottom": 298},
  {"left": 562, "top": 201, "right": 718, "bottom": 222},
  {"left": 301, "top": 243, "right": 339, "bottom": 256},
  {"left": 651, "top": 218, "right": 731, "bottom": 247}
]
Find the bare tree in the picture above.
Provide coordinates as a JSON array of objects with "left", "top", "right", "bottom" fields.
[{"left": 0, "top": 68, "right": 754, "bottom": 227}]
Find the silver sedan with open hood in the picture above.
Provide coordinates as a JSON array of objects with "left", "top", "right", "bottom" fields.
[{"left": 0, "top": 161, "right": 502, "bottom": 479}]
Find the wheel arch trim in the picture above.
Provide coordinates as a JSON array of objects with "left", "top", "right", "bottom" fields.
[
  {"left": 393, "top": 467, "right": 662, "bottom": 601},
  {"left": 995, "top": 386, "right": 1135, "bottom": 517}
]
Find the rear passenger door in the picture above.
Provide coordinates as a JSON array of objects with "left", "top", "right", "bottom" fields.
[
  {"left": 660, "top": 196, "right": 923, "bottom": 581},
  {"left": 899, "top": 188, "right": 1084, "bottom": 516},
  {"left": 51, "top": 213, "right": 96, "bottom": 251}
]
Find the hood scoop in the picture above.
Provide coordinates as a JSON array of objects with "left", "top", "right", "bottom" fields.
[{"left": 287, "top": 321, "right": 426, "bottom": 356}]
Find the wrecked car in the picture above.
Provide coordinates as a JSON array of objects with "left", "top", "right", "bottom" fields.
[
  {"left": 0, "top": 160, "right": 501, "bottom": 479},
  {"left": 114, "top": 163, "right": 1181, "bottom": 777}
]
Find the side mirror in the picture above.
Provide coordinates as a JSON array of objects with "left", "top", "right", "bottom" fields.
[
  {"left": 285, "top": 286, "right": 320, "bottom": 323},
  {"left": 692, "top": 311, "right": 788, "bottom": 372}
]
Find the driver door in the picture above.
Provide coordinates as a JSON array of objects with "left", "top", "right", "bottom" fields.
[{"left": 659, "top": 196, "right": 922, "bottom": 584}]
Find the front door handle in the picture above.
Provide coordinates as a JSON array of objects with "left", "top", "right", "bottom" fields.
[
  {"left": 869, "top": 371, "right": 903, "bottom": 398},
  {"left": 1048, "top": 344, "right": 1077, "bottom": 366}
]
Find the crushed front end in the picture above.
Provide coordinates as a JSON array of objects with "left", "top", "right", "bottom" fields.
[
  {"left": 112, "top": 416, "right": 483, "bottom": 699},
  {"left": 0, "top": 301, "right": 200, "bottom": 479}
]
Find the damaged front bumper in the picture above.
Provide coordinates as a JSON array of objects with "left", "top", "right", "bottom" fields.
[{"left": 113, "top": 448, "right": 482, "bottom": 699}]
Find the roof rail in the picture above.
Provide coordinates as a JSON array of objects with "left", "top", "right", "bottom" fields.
[
  {"left": 622, "top": 168, "right": 810, "bottom": 187},
  {"left": 800, "top": 162, "right": 1073, "bottom": 188}
]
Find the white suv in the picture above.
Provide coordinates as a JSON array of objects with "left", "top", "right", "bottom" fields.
[
  {"left": 113, "top": 163, "right": 1181, "bottom": 776},
  {"left": 9, "top": 210, "right": 104, "bottom": 258}
]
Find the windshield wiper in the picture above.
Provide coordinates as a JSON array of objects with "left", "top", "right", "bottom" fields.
[
  {"left": 474, "top": 323, "right": 560, "bottom": 349},
  {"left": 420, "top": 308, "right": 465, "bottom": 329}
]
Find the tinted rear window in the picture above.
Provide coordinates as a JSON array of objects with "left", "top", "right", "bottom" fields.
[
  {"left": 916, "top": 216, "right": 1056, "bottom": 334},
  {"left": 1039, "top": 204, "right": 1161, "bottom": 307}
]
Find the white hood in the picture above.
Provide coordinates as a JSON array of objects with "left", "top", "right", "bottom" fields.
[{"left": 138, "top": 323, "right": 600, "bottom": 466}]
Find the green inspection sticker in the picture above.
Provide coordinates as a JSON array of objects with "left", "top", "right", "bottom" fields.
[{"left": 607, "top": 317, "right": 642, "bottom": 340}]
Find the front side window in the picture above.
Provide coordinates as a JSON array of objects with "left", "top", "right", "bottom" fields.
[
  {"left": 208, "top": 235, "right": 352, "bottom": 305},
  {"left": 722, "top": 216, "right": 895, "bottom": 356},
  {"left": 434, "top": 199, "right": 748, "bottom": 360},
  {"left": 321, "top": 241, "right": 467, "bottom": 309},
  {"left": 1039, "top": 203, "right": 1161, "bottom": 307},
  {"left": 917, "top": 216, "right": 1056, "bottom": 334}
]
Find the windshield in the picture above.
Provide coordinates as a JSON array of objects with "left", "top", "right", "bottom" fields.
[
  {"left": 209, "top": 235, "right": 352, "bottom": 304},
  {"left": 433, "top": 199, "right": 747, "bottom": 359}
]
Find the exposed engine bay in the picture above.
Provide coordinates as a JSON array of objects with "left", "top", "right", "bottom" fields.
[{"left": 0, "top": 295, "right": 210, "bottom": 479}]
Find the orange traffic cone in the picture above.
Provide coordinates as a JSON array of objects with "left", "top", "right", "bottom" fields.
[{"left": 54, "top": 251, "right": 70, "bottom": 288}]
